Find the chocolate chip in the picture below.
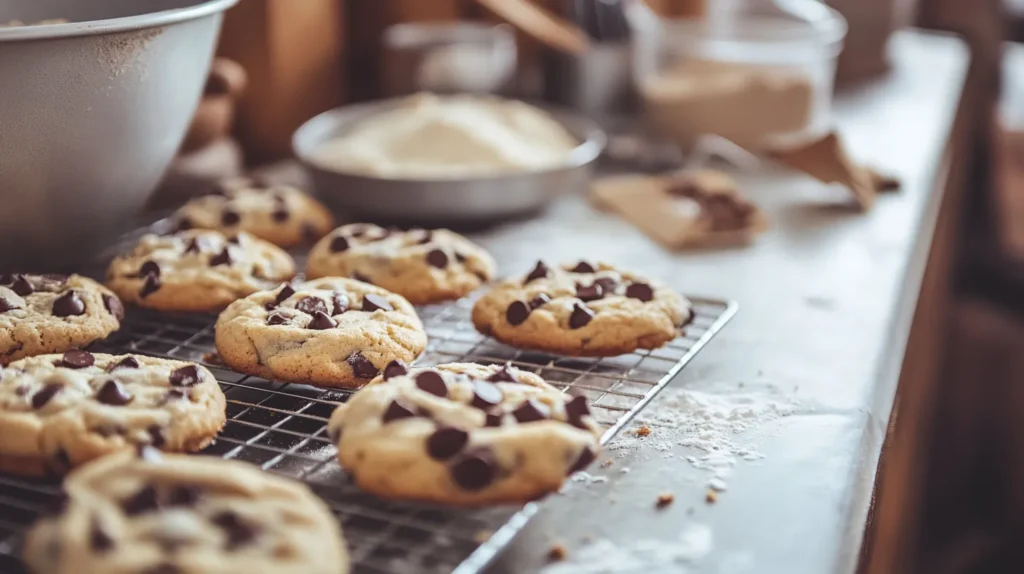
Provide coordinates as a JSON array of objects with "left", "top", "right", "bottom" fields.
[
  {"left": 625, "top": 283, "right": 654, "bottom": 302},
  {"left": 568, "top": 303, "right": 595, "bottom": 329},
  {"left": 60, "top": 350, "right": 94, "bottom": 369},
  {"left": 361, "top": 293, "right": 392, "bottom": 312},
  {"left": 96, "top": 380, "right": 133, "bottom": 406},
  {"left": 140, "top": 274, "right": 162, "bottom": 298},
  {"left": 346, "top": 352, "right": 378, "bottom": 378},
  {"left": 525, "top": 261, "right": 549, "bottom": 283},
  {"left": 427, "top": 426, "right": 469, "bottom": 460},
  {"left": 209, "top": 247, "right": 233, "bottom": 267},
  {"left": 329, "top": 236, "right": 350, "bottom": 253},
  {"left": 382, "top": 399, "right": 417, "bottom": 423},
  {"left": 570, "top": 446, "right": 596, "bottom": 473},
  {"left": 451, "top": 449, "right": 497, "bottom": 491},
  {"left": 109, "top": 356, "right": 139, "bottom": 371},
  {"left": 487, "top": 363, "right": 519, "bottom": 383},
  {"left": 169, "top": 365, "right": 202, "bottom": 387},
  {"left": 32, "top": 384, "right": 62, "bottom": 409},
  {"left": 594, "top": 277, "right": 619, "bottom": 294},
  {"left": 575, "top": 282, "right": 604, "bottom": 302},
  {"left": 414, "top": 371, "right": 448, "bottom": 397},
  {"left": 227, "top": 235, "right": 241, "bottom": 245},
  {"left": 174, "top": 217, "right": 193, "bottom": 232},
  {"left": 417, "top": 230, "right": 433, "bottom": 245},
  {"left": 485, "top": 411, "right": 503, "bottom": 427},
  {"left": 505, "top": 301, "right": 530, "bottom": 326},
  {"left": 185, "top": 236, "right": 211, "bottom": 254},
  {"left": 122, "top": 486, "right": 160, "bottom": 515},
  {"left": 271, "top": 208, "right": 289, "bottom": 222},
  {"left": 455, "top": 252, "right": 468, "bottom": 263},
  {"left": 0, "top": 297, "right": 16, "bottom": 313},
  {"left": 328, "top": 292, "right": 349, "bottom": 315},
  {"left": 166, "top": 486, "right": 200, "bottom": 507},
  {"left": 141, "top": 564, "right": 180, "bottom": 574},
  {"left": 221, "top": 209, "right": 241, "bottom": 226},
  {"left": 352, "top": 271, "right": 373, "bottom": 284},
  {"left": 266, "top": 313, "right": 288, "bottom": 326},
  {"left": 306, "top": 311, "right": 337, "bottom": 330},
  {"left": 14, "top": 384, "right": 27, "bottom": 396},
  {"left": 160, "top": 389, "right": 186, "bottom": 405},
  {"left": 273, "top": 284, "right": 295, "bottom": 306},
  {"left": 383, "top": 360, "right": 408, "bottom": 380},
  {"left": 90, "top": 518, "right": 114, "bottom": 552},
  {"left": 295, "top": 296, "right": 328, "bottom": 316},
  {"left": 513, "top": 399, "right": 551, "bottom": 423},
  {"left": 148, "top": 425, "right": 166, "bottom": 448},
  {"left": 470, "top": 380, "right": 503, "bottom": 409},
  {"left": 571, "top": 261, "right": 596, "bottom": 273},
  {"left": 138, "top": 261, "right": 161, "bottom": 278},
  {"left": 52, "top": 291, "right": 86, "bottom": 317},
  {"left": 211, "top": 510, "right": 259, "bottom": 550},
  {"left": 10, "top": 275, "right": 33, "bottom": 296},
  {"left": 136, "top": 444, "right": 163, "bottom": 463},
  {"left": 528, "top": 294, "right": 551, "bottom": 310},
  {"left": 565, "top": 395, "right": 592, "bottom": 429},
  {"left": 426, "top": 249, "right": 449, "bottom": 268},
  {"left": 102, "top": 294, "right": 124, "bottom": 322}
]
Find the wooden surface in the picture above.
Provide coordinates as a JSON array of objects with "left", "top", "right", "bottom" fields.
[{"left": 458, "top": 31, "right": 967, "bottom": 574}]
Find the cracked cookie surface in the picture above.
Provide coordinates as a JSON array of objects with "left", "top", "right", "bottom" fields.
[
  {"left": 106, "top": 230, "right": 295, "bottom": 313},
  {"left": 0, "top": 352, "right": 225, "bottom": 476},
  {"left": 328, "top": 362, "right": 601, "bottom": 505},
  {"left": 306, "top": 223, "right": 496, "bottom": 305},
  {"left": 214, "top": 277, "right": 427, "bottom": 388},
  {"left": 471, "top": 261, "right": 692, "bottom": 356},
  {"left": 0, "top": 274, "right": 122, "bottom": 364},
  {"left": 24, "top": 449, "right": 349, "bottom": 574}
]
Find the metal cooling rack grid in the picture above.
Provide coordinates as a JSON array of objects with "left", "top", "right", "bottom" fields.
[{"left": 0, "top": 293, "right": 735, "bottom": 574}]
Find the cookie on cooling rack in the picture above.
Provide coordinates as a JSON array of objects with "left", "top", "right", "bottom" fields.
[
  {"left": 214, "top": 277, "right": 427, "bottom": 388},
  {"left": 328, "top": 362, "right": 601, "bottom": 505},
  {"left": 471, "top": 260, "right": 693, "bottom": 357},
  {"left": 172, "top": 176, "right": 335, "bottom": 247},
  {"left": 306, "top": 223, "right": 496, "bottom": 305},
  {"left": 0, "top": 273, "right": 123, "bottom": 364},
  {"left": 0, "top": 352, "right": 225, "bottom": 476},
  {"left": 106, "top": 229, "right": 296, "bottom": 313},
  {"left": 23, "top": 448, "right": 349, "bottom": 574}
]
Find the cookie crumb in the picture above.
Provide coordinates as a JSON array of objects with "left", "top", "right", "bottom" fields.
[
  {"left": 705, "top": 489, "right": 718, "bottom": 504},
  {"left": 656, "top": 492, "right": 675, "bottom": 509},
  {"left": 600, "top": 459, "right": 614, "bottom": 468},
  {"left": 473, "top": 530, "right": 492, "bottom": 544},
  {"left": 634, "top": 425, "right": 652, "bottom": 437},
  {"left": 548, "top": 543, "right": 568, "bottom": 562}
]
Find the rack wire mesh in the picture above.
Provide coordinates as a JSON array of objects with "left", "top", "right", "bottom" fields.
[{"left": 0, "top": 285, "right": 735, "bottom": 574}]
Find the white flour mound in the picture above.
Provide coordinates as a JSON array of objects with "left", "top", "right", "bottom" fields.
[{"left": 541, "top": 523, "right": 713, "bottom": 574}]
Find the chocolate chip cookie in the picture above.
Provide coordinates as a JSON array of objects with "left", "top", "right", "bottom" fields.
[
  {"left": 472, "top": 261, "right": 692, "bottom": 356},
  {"left": 214, "top": 277, "right": 427, "bottom": 388},
  {"left": 306, "top": 224, "right": 496, "bottom": 305},
  {"left": 0, "top": 274, "right": 122, "bottom": 364},
  {"left": 106, "top": 230, "right": 296, "bottom": 313},
  {"left": 0, "top": 352, "right": 225, "bottom": 476},
  {"left": 328, "top": 362, "right": 601, "bottom": 505},
  {"left": 23, "top": 448, "right": 349, "bottom": 574},
  {"left": 173, "top": 176, "right": 335, "bottom": 247}
]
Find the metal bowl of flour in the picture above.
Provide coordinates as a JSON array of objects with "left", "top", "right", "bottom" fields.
[
  {"left": 292, "top": 98, "right": 606, "bottom": 225},
  {"left": 0, "top": 0, "right": 237, "bottom": 270}
]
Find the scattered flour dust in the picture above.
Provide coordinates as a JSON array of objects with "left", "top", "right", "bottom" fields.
[{"left": 540, "top": 523, "right": 713, "bottom": 574}]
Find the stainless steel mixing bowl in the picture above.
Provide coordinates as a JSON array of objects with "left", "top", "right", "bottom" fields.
[
  {"left": 0, "top": 0, "right": 237, "bottom": 270},
  {"left": 292, "top": 98, "right": 606, "bottom": 225}
]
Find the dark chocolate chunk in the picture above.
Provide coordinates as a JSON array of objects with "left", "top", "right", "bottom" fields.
[
  {"left": 426, "top": 249, "right": 449, "bottom": 268},
  {"left": 109, "top": 356, "right": 139, "bottom": 371},
  {"left": 60, "top": 350, "right": 94, "bottom": 369},
  {"left": 161, "top": 389, "right": 186, "bottom": 405},
  {"left": 470, "top": 380, "right": 503, "bottom": 410},
  {"left": 148, "top": 425, "right": 166, "bottom": 448},
  {"left": 221, "top": 208, "right": 241, "bottom": 226},
  {"left": 524, "top": 261, "right": 549, "bottom": 283},
  {"left": 570, "top": 261, "right": 596, "bottom": 273},
  {"left": 346, "top": 352, "right": 379, "bottom": 379},
  {"left": 31, "top": 383, "right": 62, "bottom": 409},
  {"left": 625, "top": 283, "right": 654, "bottom": 303},
  {"left": 102, "top": 294, "right": 124, "bottom": 322},
  {"left": 528, "top": 293, "right": 551, "bottom": 310},
  {"left": 575, "top": 282, "right": 604, "bottom": 302},
  {"left": 295, "top": 296, "right": 328, "bottom": 316},
  {"left": 568, "top": 303, "right": 595, "bottom": 329},
  {"left": 361, "top": 293, "right": 392, "bottom": 312},
  {"left": 455, "top": 252, "right": 468, "bottom": 263},
  {"left": 90, "top": 518, "right": 114, "bottom": 552},
  {"left": 169, "top": 365, "right": 202, "bottom": 387},
  {"left": 10, "top": 275, "right": 33, "bottom": 296},
  {"left": 52, "top": 291, "right": 86, "bottom": 317},
  {"left": 414, "top": 371, "right": 448, "bottom": 397},
  {"left": 209, "top": 247, "right": 233, "bottom": 267},
  {"left": 352, "top": 271, "right": 373, "bottom": 285},
  {"left": 122, "top": 485, "right": 160, "bottom": 515},
  {"left": 416, "top": 230, "right": 433, "bottom": 245},
  {"left": 271, "top": 208, "right": 289, "bottom": 222},
  {"left": 138, "top": 261, "right": 161, "bottom": 278},
  {"left": 382, "top": 399, "right": 417, "bottom": 423},
  {"left": 0, "top": 297, "right": 16, "bottom": 313},
  {"left": 273, "top": 284, "right": 296, "bottom": 305},
  {"left": 184, "top": 236, "right": 208, "bottom": 254},
  {"left": 451, "top": 449, "right": 497, "bottom": 491},
  {"left": 383, "top": 360, "right": 408, "bottom": 380},
  {"left": 512, "top": 399, "right": 551, "bottom": 423},
  {"left": 331, "top": 292, "right": 350, "bottom": 315},
  {"left": 266, "top": 313, "right": 288, "bottom": 326},
  {"left": 505, "top": 301, "right": 530, "bottom": 326},
  {"left": 227, "top": 234, "right": 241, "bottom": 245},
  {"left": 570, "top": 446, "right": 596, "bottom": 473},
  {"left": 166, "top": 486, "right": 200, "bottom": 507},
  {"left": 565, "top": 395, "right": 591, "bottom": 429},
  {"left": 140, "top": 274, "right": 162, "bottom": 298},
  {"left": 485, "top": 411, "right": 503, "bottom": 427},
  {"left": 426, "top": 426, "right": 469, "bottom": 460},
  {"left": 211, "top": 510, "right": 259, "bottom": 550},
  {"left": 486, "top": 363, "right": 519, "bottom": 383},
  {"left": 329, "top": 235, "right": 350, "bottom": 253},
  {"left": 306, "top": 310, "right": 337, "bottom": 330},
  {"left": 96, "top": 380, "right": 133, "bottom": 406}
]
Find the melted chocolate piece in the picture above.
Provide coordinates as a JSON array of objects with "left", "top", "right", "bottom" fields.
[
  {"left": 382, "top": 360, "right": 408, "bottom": 380},
  {"left": 484, "top": 411, "right": 503, "bottom": 427},
  {"left": 184, "top": 236, "right": 209, "bottom": 254},
  {"left": 140, "top": 274, "right": 162, "bottom": 298},
  {"left": 426, "top": 249, "right": 449, "bottom": 268},
  {"left": 166, "top": 485, "right": 200, "bottom": 507},
  {"left": 361, "top": 293, "right": 392, "bottom": 312},
  {"left": 331, "top": 292, "right": 350, "bottom": 315},
  {"left": 272, "top": 284, "right": 296, "bottom": 307},
  {"left": 52, "top": 291, "right": 86, "bottom": 317},
  {"left": 346, "top": 352, "right": 379, "bottom": 379},
  {"left": 565, "top": 395, "right": 591, "bottom": 429},
  {"left": 0, "top": 297, "right": 16, "bottom": 313},
  {"left": 32, "top": 383, "right": 62, "bottom": 409},
  {"left": 266, "top": 313, "right": 288, "bottom": 326},
  {"left": 209, "top": 247, "right": 233, "bottom": 267},
  {"left": 109, "top": 356, "right": 140, "bottom": 371},
  {"left": 60, "top": 350, "right": 94, "bottom": 369},
  {"left": 455, "top": 252, "right": 468, "bottom": 263},
  {"left": 568, "top": 303, "right": 595, "bottom": 329},
  {"left": 451, "top": 448, "right": 497, "bottom": 491},
  {"left": 148, "top": 425, "right": 166, "bottom": 448},
  {"left": 161, "top": 389, "right": 186, "bottom": 405},
  {"left": 470, "top": 380, "right": 503, "bottom": 410},
  {"left": 427, "top": 427, "right": 469, "bottom": 460},
  {"left": 524, "top": 261, "right": 549, "bottom": 283},
  {"left": 211, "top": 511, "right": 259, "bottom": 550},
  {"left": 10, "top": 275, "right": 33, "bottom": 296},
  {"left": 528, "top": 294, "right": 551, "bottom": 310},
  {"left": 570, "top": 446, "right": 596, "bottom": 473},
  {"left": 329, "top": 236, "right": 350, "bottom": 253},
  {"left": 89, "top": 518, "right": 114, "bottom": 552},
  {"left": 142, "top": 564, "right": 181, "bottom": 574},
  {"left": 138, "top": 261, "right": 161, "bottom": 278},
  {"left": 271, "top": 208, "right": 289, "bottom": 222},
  {"left": 414, "top": 371, "right": 448, "bottom": 397},
  {"left": 570, "top": 261, "right": 595, "bottom": 273},
  {"left": 221, "top": 209, "right": 241, "bottom": 226},
  {"left": 122, "top": 485, "right": 160, "bottom": 515},
  {"left": 102, "top": 294, "right": 124, "bottom": 322},
  {"left": 96, "top": 380, "right": 133, "bottom": 406},
  {"left": 295, "top": 296, "right": 328, "bottom": 316},
  {"left": 486, "top": 364, "right": 519, "bottom": 383},
  {"left": 512, "top": 399, "right": 550, "bottom": 423},
  {"left": 575, "top": 282, "right": 604, "bottom": 302},
  {"left": 169, "top": 365, "right": 202, "bottom": 387},
  {"left": 505, "top": 301, "right": 530, "bottom": 326},
  {"left": 382, "top": 399, "right": 417, "bottom": 423},
  {"left": 306, "top": 311, "right": 337, "bottom": 330},
  {"left": 625, "top": 283, "right": 654, "bottom": 303}
]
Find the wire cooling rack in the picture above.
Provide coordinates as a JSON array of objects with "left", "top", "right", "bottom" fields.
[{"left": 0, "top": 290, "right": 735, "bottom": 574}]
